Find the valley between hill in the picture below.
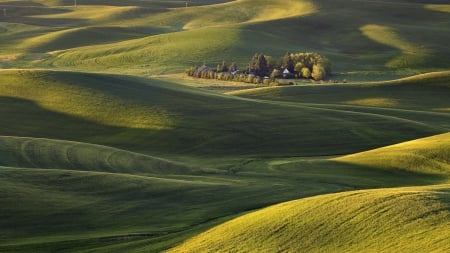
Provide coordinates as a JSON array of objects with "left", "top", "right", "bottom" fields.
[{"left": 0, "top": 0, "right": 449, "bottom": 252}]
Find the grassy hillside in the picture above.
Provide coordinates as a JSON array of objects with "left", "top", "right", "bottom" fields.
[
  {"left": 231, "top": 71, "right": 450, "bottom": 111},
  {"left": 46, "top": 0, "right": 450, "bottom": 76},
  {"left": 335, "top": 132, "right": 450, "bottom": 176},
  {"left": 0, "top": 136, "right": 190, "bottom": 174},
  {"left": 0, "top": 166, "right": 237, "bottom": 251},
  {"left": 0, "top": 69, "right": 448, "bottom": 252},
  {"left": 0, "top": 69, "right": 446, "bottom": 158},
  {"left": 1, "top": 134, "right": 447, "bottom": 253},
  {"left": 168, "top": 184, "right": 450, "bottom": 253},
  {"left": 1, "top": 0, "right": 449, "bottom": 252},
  {"left": 1, "top": 0, "right": 448, "bottom": 77},
  {"left": 168, "top": 133, "right": 450, "bottom": 252}
]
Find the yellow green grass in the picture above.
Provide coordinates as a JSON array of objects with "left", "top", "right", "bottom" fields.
[
  {"left": 0, "top": 68, "right": 448, "bottom": 252},
  {"left": 0, "top": 136, "right": 190, "bottom": 174},
  {"left": 360, "top": 24, "right": 431, "bottom": 68},
  {"left": 0, "top": 69, "right": 174, "bottom": 129},
  {"left": 334, "top": 132, "right": 450, "bottom": 176},
  {"left": 1, "top": 0, "right": 446, "bottom": 77},
  {"left": 360, "top": 24, "right": 429, "bottom": 55},
  {"left": 230, "top": 71, "right": 450, "bottom": 111},
  {"left": 17, "top": 26, "right": 146, "bottom": 52},
  {"left": 169, "top": 132, "right": 450, "bottom": 252},
  {"left": 45, "top": 27, "right": 244, "bottom": 75},
  {"left": 168, "top": 184, "right": 450, "bottom": 253},
  {"left": 426, "top": 4, "right": 450, "bottom": 13},
  {"left": 28, "top": 6, "right": 139, "bottom": 24},
  {"left": 0, "top": 0, "right": 449, "bottom": 252},
  {"left": 0, "top": 69, "right": 446, "bottom": 157}
]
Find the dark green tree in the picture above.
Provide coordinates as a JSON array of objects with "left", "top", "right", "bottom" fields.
[
  {"left": 282, "top": 52, "right": 295, "bottom": 73},
  {"left": 216, "top": 60, "right": 228, "bottom": 73},
  {"left": 250, "top": 53, "right": 269, "bottom": 77}
]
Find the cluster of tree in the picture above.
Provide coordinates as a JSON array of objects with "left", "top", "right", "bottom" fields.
[
  {"left": 185, "top": 52, "right": 332, "bottom": 84},
  {"left": 278, "top": 52, "right": 332, "bottom": 80},
  {"left": 185, "top": 63, "right": 270, "bottom": 84}
]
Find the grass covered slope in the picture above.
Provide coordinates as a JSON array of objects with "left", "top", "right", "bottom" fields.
[
  {"left": 169, "top": 133, "right": 450, "bottom": 252},
  {"left": 334, "top": 132, "right": 450, "bottom": 176},
  {"left": 2, "top": 0, "right": 446, "bottom": 76},
  {"left": 0, "top": 69, "right": 175, "bottom": 130},
  {"left": 0, "top": 136, "right": 189, "bottom": 174},
  {"left": 1, "top": 132, "right": 448, "bottom": 252},
  {"left": 0, "top": 166, "right": 234, "bottom": 249},
  {"left": 231, "top": 71, "right": 450, "bottom": 111},
  {"left": 0, "top": 69, "right": 446, "bottom": 157},
  {"left": 33, "top": 0, "right": 449, "bottom": 76},
  {"left": 168, "top": 185, "right": 450, "bottom": 253}
]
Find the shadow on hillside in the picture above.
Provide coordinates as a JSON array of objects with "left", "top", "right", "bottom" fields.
[
  {"left": 272, "top": 158, "right": 448, "bottom": 190},
  {"left": 0, "top": 96, "right": 175, "bottom": 154},
  {"left": 239, "top": 0, "right": 450, "bottom": 71}
]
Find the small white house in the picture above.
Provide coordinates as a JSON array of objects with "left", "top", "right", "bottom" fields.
[{"left": 283, "top": 68, "right": 292, "bottom": 78}]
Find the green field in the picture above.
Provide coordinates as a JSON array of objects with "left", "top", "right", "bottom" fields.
[{"left": 0, "top": 0, "right": 449, "bottom": 252}]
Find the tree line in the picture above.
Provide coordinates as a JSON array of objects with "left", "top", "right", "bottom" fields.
[{"left": 185, "top": 52, "right": 332, "bottom": 84}]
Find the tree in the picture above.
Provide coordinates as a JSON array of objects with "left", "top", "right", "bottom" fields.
[
  {"left": 282, "top": 52, "right": 295, "bottom": 73},
  {"left": 301, "top": 67, "right": 311, "bottom": 78},
  {"left": 270, "top": 69, "right": 281, "bottom": 79},
  {"left": 216, "top": 61, "right": 228, "bottom": 73},
  {"left": 312, "top": 64, "right": 326, "bottom": 81},
  {"left": 294, "top": 62, "right": 304, "bottom": 76},
  {"left": 265, "top": 55, "right": 277, "bottom": 70},
  {"left": 250, "top": 53, "right": 269, "bottom": 77}
]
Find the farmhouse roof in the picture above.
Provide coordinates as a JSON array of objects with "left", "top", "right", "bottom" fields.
[{"left": 198, "top": 65, "right": 210, "bottom": 72}]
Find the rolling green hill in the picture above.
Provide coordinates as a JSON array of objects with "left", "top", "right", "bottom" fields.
[
  {"left": 1, "top": 0, "right": 449, "bottom": 77},
  {"left": 335, "top": 132, "right": 450, "bottom": 176},
  {"left": 230, "top": 71, "right": 450, "bottom": 111},
  {"left": 0, "top": 69, "right": 448, "bottom": 252},
  {"left": 168, "top": 184, "right": 450, "bottom": 253},
  {"left": 1, "top": 134, "right": 447, "bottom": 253},
  {"left": 168, "top": 133, "right": 450, "bottom": 252},
  {"left": 1, "top": 0, "right": 449, "bottom": 252},
  {"left": 0, "top": 136, "right": 190, "bottom": 174},
  {"left": 0, "top": 69, "right": 447, "bottom": 158}
]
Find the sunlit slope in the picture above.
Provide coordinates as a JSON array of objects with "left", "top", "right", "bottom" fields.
[
  {"left": 31, "top": 0, "right": 231, "bottom": 8},
  {"left": 168, "top": 185, "right": 450, "bottom": 253},
  {"left": 1, "top": 132, "right": 448, "bottom": 252},
  {"left": 38, "top": 0, "right": 450, "bottom": 75},
  {"left": 335, "top": 132, "right": 450, "bottom": 176},
  {"left": 17, "top": 26, "right": 147, "bottom": 52},
  {"left": 139, "top": 0, "right": 316, "bottom": 30},
  {"left": 45, "top": 27, "right": 244, "bottom": 74},
  {"left": 0, "top": 69, "right": 175, "bottom": 130},
  {"left": 0, "top": 136, "right": 189, "bottom": 174},
  {"left": 168, "top": 133, "right": 450, "bottom": 252},
  {"left": 231, "top": 71, "right": 450, "bottom": 111},
  {"left": 0, "top": 69, "right": 445, "bottom": 157}
]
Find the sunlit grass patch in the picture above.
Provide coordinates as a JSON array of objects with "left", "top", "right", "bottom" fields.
[
  {"left": 343, "top": 97, "right": 399, "bottom": 107},
  {"left": 360, "top": 24, "right": 430, "bottom": 55},
  {"left": 334, "top": 133, "right": 450, "bottom": 176},
  {"left": 18, "top": 26, "right": 145, "bottom": 52},
  {"left": 425, "top": 4, "right": 450, "bottom": 14},
  {"left": 28, "top": 5, "right": 139, "bottom": 24},
  {"left": 0, "top": 70, "right": 175, "bottom": 129},
  {"left": 0, "top": 136, "right": 190, "bottom": 174},
  {"left": 168, "top": 184, "right": 450, "bottom": 253},
  {"left": 47, "top": 27, "right": 243, "bottom": 74}
]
